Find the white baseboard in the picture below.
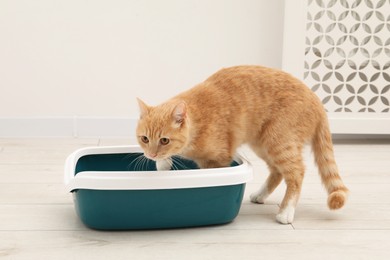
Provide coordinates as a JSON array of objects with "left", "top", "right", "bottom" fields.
[
  {"left": 328, "top": 115, "right": 390, "bottom": 135},
  {"left": 0, "top": 117, "right": 137, "bottom": 138},
  {"left": 0, "top": 117, "right": 389, "bottom": 137}
]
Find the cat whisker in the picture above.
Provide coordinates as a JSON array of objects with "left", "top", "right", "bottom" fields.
[
  {"left": 123, "top": 153, "right": 137, "bottom": 160},
  {"left": 171, "top": 156, "right": 189, "bottom": 170},
  {"left": 130, "top": 154, "right": 150, "bottom": 171},
  {"left": 138, "top": 155, "right": 148, "bottom": 171},
  {"left": 141, "top": 155, "right": 151, "bottom": 171},
  {"left": 126, "top": 155, "right": 139, "bottom": 170},
  {"left": 171, "top": 159, "right": 179, "bottom": 171},
  {"left": 134, "top": 157, "right": 143, "bottom": 171},
  {"left": 127, "top": 154, "right": 144, "bottom": 171}
]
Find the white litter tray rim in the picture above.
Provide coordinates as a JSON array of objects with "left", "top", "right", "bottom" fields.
[{"left": 64, "top": 145, "right": 253, "bottom": 192}]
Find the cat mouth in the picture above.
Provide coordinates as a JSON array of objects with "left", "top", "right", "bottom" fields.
[
  {"left": 144, "top": 153, "right": 168, "bottom": 161},
  {"left": 144, "top": 154, "right": 157, "bottom": 160}
]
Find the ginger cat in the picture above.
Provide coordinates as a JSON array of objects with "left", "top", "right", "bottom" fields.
[{"left": 136, "top": 65, "right": 349, "bottom": 224}]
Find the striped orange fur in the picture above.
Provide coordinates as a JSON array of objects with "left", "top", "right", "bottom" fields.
[{"left": 136, "top": 65, "right": 349, "bottom": 224}]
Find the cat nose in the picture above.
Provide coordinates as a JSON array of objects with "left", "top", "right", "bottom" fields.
[{"left": 148, "top": 153, "right": 157, "bottom": 158}]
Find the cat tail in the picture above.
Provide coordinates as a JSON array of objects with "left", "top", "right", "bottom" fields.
[{"left": 312, "top": 119, "right": 349, "bottom": 210}]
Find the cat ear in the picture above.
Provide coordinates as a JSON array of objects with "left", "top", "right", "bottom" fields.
[
  {"left": 172, "top": 101, "right": 187, "bottom": 125},
  {"left": 137, "top": 98, "right": 150, "bottom": 119}
]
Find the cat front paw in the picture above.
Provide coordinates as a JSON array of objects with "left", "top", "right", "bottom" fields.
[
  {"left": 276, "top": 207, "right": 295, "bottom": 224},
  {"left": 156, "top": 158, "right": 172, "bottom": 171},
  {"left": 250, "top": 192, "right": 266, "bottom": 204},
  {"left": 250, "top": 185, "right": 268, "bottom": 204}
]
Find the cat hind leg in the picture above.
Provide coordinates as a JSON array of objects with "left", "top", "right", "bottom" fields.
[
  {"left": 250, "top": 165, "right": 283, "bottom": 204},
  {"left": 254, "top": 140, "right": 305, "bottom": 224},
  {"left": 275, "top": 154, "right": 305, "bottom": 224}
]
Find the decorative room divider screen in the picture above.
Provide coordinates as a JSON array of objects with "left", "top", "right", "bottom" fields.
[{"left": 283, "top": 0, "right": 390, "bottom": 134}]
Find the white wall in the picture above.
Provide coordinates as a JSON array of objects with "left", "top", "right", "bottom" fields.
[{"left": 0, "top": 0, "right": 285, "bottom": 136}]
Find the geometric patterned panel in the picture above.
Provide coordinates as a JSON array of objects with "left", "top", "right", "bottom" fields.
[{"left": 304, "top": 0, "right": 390, "bottom": 112}]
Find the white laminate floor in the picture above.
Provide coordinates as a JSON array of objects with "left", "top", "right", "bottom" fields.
[{"left": 1, "top": 138, "right": 389, "bottom": 259}]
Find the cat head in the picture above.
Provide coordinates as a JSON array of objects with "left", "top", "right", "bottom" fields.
[{"left": 136, "top": 98, "right": 190, "bottom": 161}]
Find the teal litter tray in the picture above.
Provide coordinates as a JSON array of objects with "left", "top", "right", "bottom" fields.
[{"left": 64, "top": 146, "right": 253, "bottom": 230}]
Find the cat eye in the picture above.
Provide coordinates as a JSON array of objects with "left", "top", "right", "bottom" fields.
[
  {"left": 160, "top": 138, "right": 170, "bottom": 145},
  {"left": 140, "top": 136, "right": 149, "bottom": 144}
]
